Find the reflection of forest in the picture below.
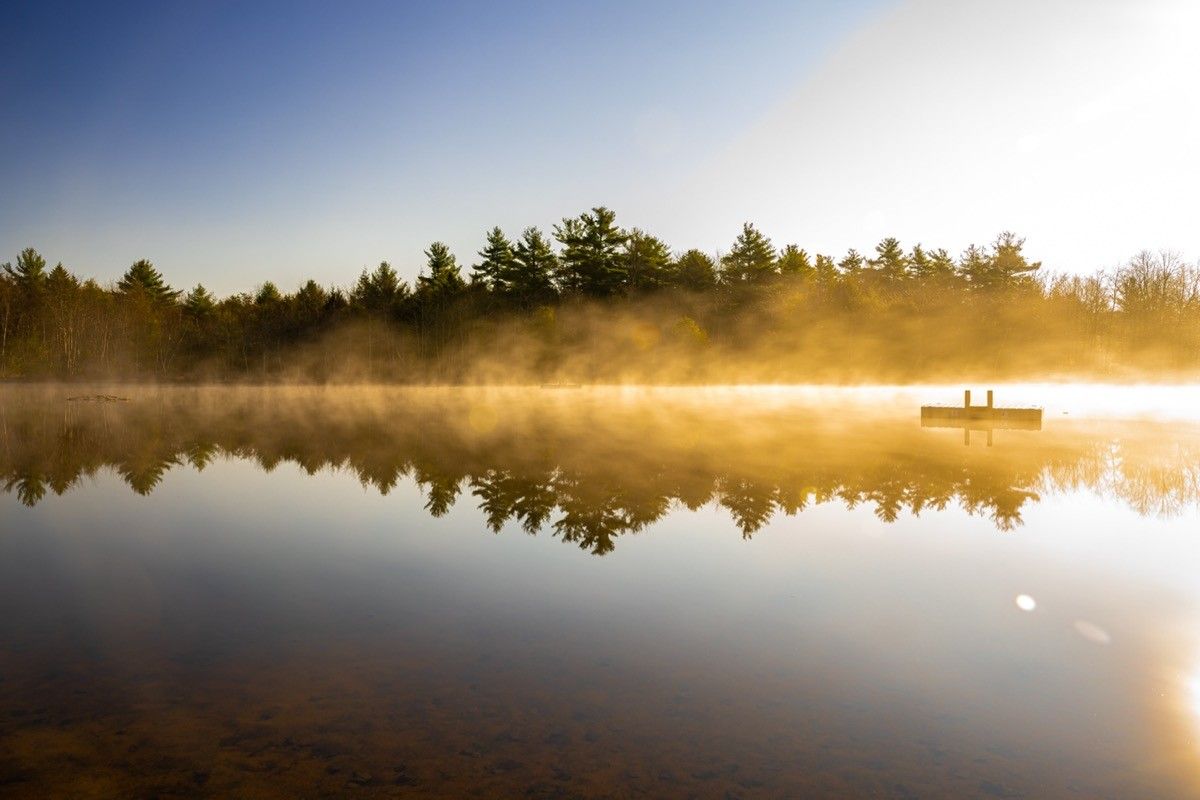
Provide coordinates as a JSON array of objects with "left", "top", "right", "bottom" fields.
[{"left": 2, "top": 388, "right": 1198, "bottom": 553}]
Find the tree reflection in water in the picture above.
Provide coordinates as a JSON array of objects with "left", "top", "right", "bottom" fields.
[{"left": 2, "top": 386, "right": 1198, "bottom": 552}]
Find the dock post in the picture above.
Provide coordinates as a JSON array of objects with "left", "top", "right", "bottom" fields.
[
  {"left": 964, "top": 389, "right": 971, "bottom": 408},
  {"left": 987, "top": 389, "right": 994, "bottom": 409}
]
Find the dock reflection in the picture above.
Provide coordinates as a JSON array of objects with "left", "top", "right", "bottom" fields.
[{"left": 2, "top": 387, "right": 1198, "bottom": 549}]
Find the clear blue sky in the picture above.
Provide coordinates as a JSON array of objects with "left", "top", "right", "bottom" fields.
[
  {"left": 0, "top": 0, "right": 883, "bottom": 292},
  {"left": 4, "top": 0, "right": 1198, "bottom": 294}
]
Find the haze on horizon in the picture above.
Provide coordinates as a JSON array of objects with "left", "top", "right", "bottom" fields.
[{"left": 3, "top": 0, "right": 1197, "bottom": 295}]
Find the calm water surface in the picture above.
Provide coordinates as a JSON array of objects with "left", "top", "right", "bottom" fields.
[{"left": 2, "top": 385, "right": 1200, "bottom": 798}]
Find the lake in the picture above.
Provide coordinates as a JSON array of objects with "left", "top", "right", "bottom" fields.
[{"left": 2, "top": 384, "right": 1200, "bottom": 798}]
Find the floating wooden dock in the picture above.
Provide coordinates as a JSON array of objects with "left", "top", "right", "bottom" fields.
[{"left": 921, "top": 390, "right": 1042, "bottom": 434}]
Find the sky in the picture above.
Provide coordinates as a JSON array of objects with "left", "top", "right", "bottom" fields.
[{"left": 2, "top": 0, "right": 1197, "bottom": 295}]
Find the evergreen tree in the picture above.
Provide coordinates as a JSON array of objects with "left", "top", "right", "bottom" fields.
[
  {"left": 251, "top": 283, "right": 284, "bottom": 372},
  {"left": 869, "top": 237, "right": 909, "bottom": 281},
  {"left": 181, "top": 285, "right": 218, "bottom": 363},
  {"left": 417, "top": 242, "right": 466, "bottom": 297},
  {"left": 116, "top": 259, "right": 179, "bottom": 374},
  {"left": 623, "top": 229, "right": 673, "bottom": 291},
  {"left": 293, "top": 279, "right": 328, "bottom": 320},
  {"left": 473, "top": 227, "right": 516, "bottom": 292},
  {"left": 553, "top": 207, "right": 627, "bottom": 297},
  {"left": 672, "top": 250, "right": 718, "bottom": 291},
  {"left": 814, "top": 254, "right": 838, "bottom": 284},
  {"left": 912, "top": 246, "right": 957, "bottom": 283},
  {"left": 720, "top": 223, "right": 777, "bottom": 284},
  {"left": 958, "top": 244, "right": 991, "bottom": 288},
  {"left": 838, "top": 248, "right": 865, "bottom": 276},
  {"left": 45, "top": 264, "right": 82, "bottom": 372},
  {"left": 909, "top": 244, "right": 931, "bottom": 278},
  {"left": 46, "top": 263, "right": 78, "bottom": 293},
  {"left": 183, "top": 285, "right": 217, "bottom": 317},
  {"left": 324, "top": 288, "right": 349, "bottom": 314},
  {"left": 777, "top": 245, "right": 815, "bottom": 280},
  {"left": 256, "top": 282, "right": 283, "bottom": 305},
  {"left": 988, "top": 231, "right": 1041, "bottom": 289},
  {"left": 4, "top": 248, "right": 48, "bottom": 292},
  {"left": 354, "top": 261, "right": 409, "bottom": 314},
  {"left": 118, "top": 259, "right": 178, "bottom": 303},
  {"left": 508, "top": 227, "right": 558, "bottom": 304}
]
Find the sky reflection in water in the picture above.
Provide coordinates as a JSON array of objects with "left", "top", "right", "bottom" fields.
[{"left": 2, "top": 385, "right": 1200, "bottom": 798}]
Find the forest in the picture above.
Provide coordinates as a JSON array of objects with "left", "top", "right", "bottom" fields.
[{"left": 2, "top": 206, "right": 1199, "bottom": 382}]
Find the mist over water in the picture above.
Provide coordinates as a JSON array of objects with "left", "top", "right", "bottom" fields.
[
  {"left": 3, "top": 384, "right": 1200, "bottom": 798},
  {"left": 4, "top": 383, "right": 1200, "bottom": 534}
]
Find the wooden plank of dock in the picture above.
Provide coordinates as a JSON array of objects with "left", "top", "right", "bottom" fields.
[{"left": 920, "top": 388, "right": 1043, "bottom": 430}]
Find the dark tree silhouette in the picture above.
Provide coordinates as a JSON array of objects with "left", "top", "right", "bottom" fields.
[
  {"left": 623, "top": 229, "right": 673, "bottom": 292},
  {"left": 554, "top": 206, "right": 627, "bottom": 297},
  {"left": 473, "top": 227, "right": 516, "bottom": 293},
  {"left": 673, "top": 249, "right": 718, "bottom": 291},
  {"left": 508, "top": 227, "right": 558, "bottom": 306},
  {"left": 720, "top": 223, "right": 777, "bottom": 284},
  {"left": 0, "top": 209, "right": 1198, "bottom": 381},
  {"left": 777, "top": 245, "right": 815, "bottom": 280},
  {"left": 118, "top": 259, "right": 178, "bottom": 303}
]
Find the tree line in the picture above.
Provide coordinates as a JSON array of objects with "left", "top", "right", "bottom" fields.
[{"left": 3, "top": 206, "right": 1199, "bottom": 380}]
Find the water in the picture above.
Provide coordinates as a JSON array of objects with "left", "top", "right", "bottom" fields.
[{"left": 2, "top": 385, "right": 1200, "bottom": 798}]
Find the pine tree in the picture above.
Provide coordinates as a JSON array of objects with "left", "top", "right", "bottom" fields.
[
  {"left": 958, "top": 244, "right": 991, "bottom": 288},
  {"left": 777, "top": 245, "right": 815, "bottom": 280},
  {"left": 353, "top": 262, "right": 409, "bottom": 314},
  {"left": 46, "top": 263, "right": 78, "bottom": 292},
  {"left": 672, "top": 250, "right": 718, "bottom": 291},
  {"left": 417, "top": 243, "right": 466, "bottom": 297},
  {"left": 509, "top": 227, "right": 558, "bottom": 304},
  {"left": 961, "top": 237, "right": 1040, "bottom": 291},
  {"left": 45, "top": 264, "right": 82, "bottom": 372},
  {"left": 291, "top": 280, "right": 329, "bottom": 343},
  {"left": 5, "top": 249, "right": 50, "bottom": 362},
  {"left": 988, "top": 231, "right": 1041, "bottom": 289},
  {"left": 256, "top": 282, "right": 283, "bottom": 305},
  {"left": 909, "top": 244, "right": 931, "bottom": 278},
  {"left": 324, "top": 288, "right": 349, "bottom": 314},
  {"left": 473, "top": 227, "right": 515, "bottom": 292},
  {"left": 553, "top": 207, "right": 627, "bottom": 297},
  {"left": 838, "top": 248, "right": 865, "bottom": 276},
  {"left": 5, "top": 248, "right": 48, "bottom": 292},
  {"left": 118, "top": 259, "right": 178, "bottom": 303},
  {"left": 926, "top": 248, "right": 958, "bottom": 282},
  {"left": 869, "top": 237, "right": 909, "bottom": 281},
  {"left": 814, "top": 254, "right": 838, "bottom": 284},
  {"left": 623, "top": 229, "right": 672, "bottom": 291},
  {"left": 720, "top": 223, "right": 777, "bottom": 284},
  {"left": 183, "top": 285, "right": 217, "bottom": 317},
  {"left": 294, "top": 279, "right": 328, "bottom": 318}
]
